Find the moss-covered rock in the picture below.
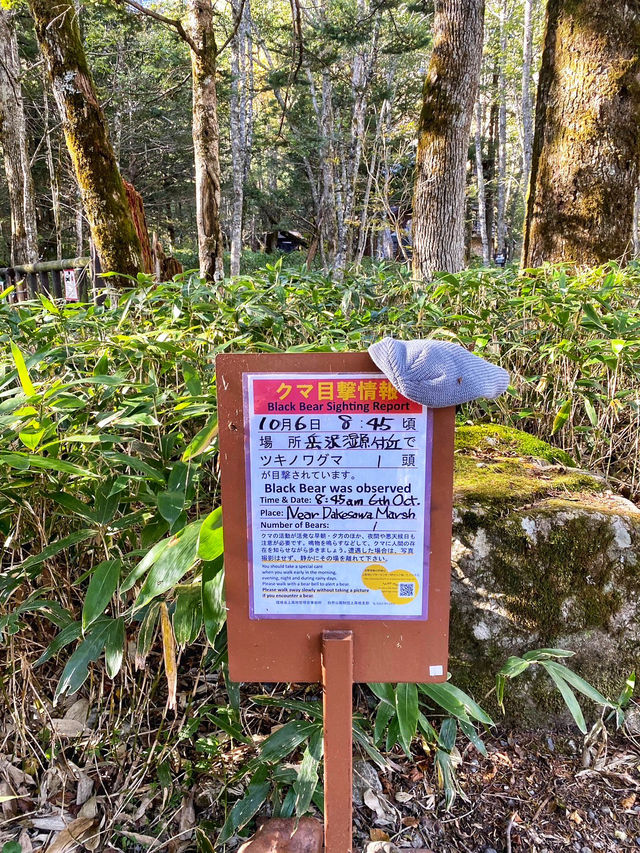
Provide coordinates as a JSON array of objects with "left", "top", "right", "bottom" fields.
[{"left": 450, "top": 425, "right": 639, "bottom": 726}]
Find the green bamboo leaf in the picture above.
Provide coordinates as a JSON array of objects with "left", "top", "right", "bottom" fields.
[
  {"left": 22, "top": 529, "right": 96, "bottom": 573},
  {"left": 182, "top": 415, "right": 218, "bottom": 461},
  {"left": 368, "top": 682, "right": 395, "bottom": 706},
  {"left": 374, "top": 700, "right": 396, "bottom": 744},
  {"left": 121, "top": 537, "right": 169, "bottom": 593},
  {"left": 217, "top": 767, "right": 270, "bottom": 844},
  {"left": 197, "top": 508, "right": 223, "bottom": 561},
  {"left": 82, "top": 559, "right": 121, "bottom": 630},
  {"left": 522, "top": 648, "right": 576, "bottom": 661},
  {"left": 34, "top": 621, "right": 82, "bottom": 668},
  {"left": 438, "top": 716, "right": 457, "bottom": 751},
  {"left": 201, "top": 558, "right": 225, "bottom": 644},
  {"left": 542, "top": 663, "right": 586, "bottom": 733},
  {"left": 551, "top": 398, "right": 572, "bottom": 435},
  {"left": 0, "top": 452, "right": 98, "bottom": 478},
  {"left": 182, "top": 363, "right": 202, "bottom": 396},
  {"left": 157, "top": 490, "right": 185, "bottom": 526},
  {"left": 260, "top": 720, "right": 319, "bottom": 763},
  {"left": 103, "top": 451, "right": 165, "bottom": 482},
  {"left": 417, "top": 711, "right": 438, "bottom": 743},
  {"left": 105, "top": 617, "right": 125, "bottom": 678},
  {"left": 544, "top": 660, "right": 611, "bottom": 706},
  {"left": 583, "top": 396, "right": 598, "bottom": 427},
  {"left": 173, "top": 584, "right": 203, "bottom": 645},
  {"left": 293, "top": 728, "right": 323, "bottom": 816},
  {"left": 10, "top": 341, "right": 35, "bottom": 396},
  {"left": 395, "top": 682, "right": 418, "bottom": 756},
  {"left": 54, "top": 620, "right": 112, "bottom": 702},
  {"left": 434, "top": 749, "right": 457, "bottom": 809},
  {"left": 134, "top": 520, "right": 203, "bottom": 610},
  {"left": 496, "top": 656, "right": 531, "bottom": 678},
  {"left": 418, "top": 683, "right": 471, "bottom": 722},
  {"left": 432, "top": 683, "right": 493, "bottom": 726}
]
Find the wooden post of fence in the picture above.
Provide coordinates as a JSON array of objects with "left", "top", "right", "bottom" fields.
[
  {"left": 16, "top": 270, "right": 26, "bottom": 302},
  {"left": 51, "top": 269, "right": 62, "bottom": 299},
  {"left": 38, "top": 270, "right": 50, "bottom": 297},
  {"left": 90, "top": 241, "right": 102, "bottom": 302}
]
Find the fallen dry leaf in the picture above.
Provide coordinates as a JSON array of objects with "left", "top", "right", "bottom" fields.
[
  {"left": 394, "top": 790, "right": 413, "bottom": 803},
  {"left": 50, "top": 719, "right": 86, "bottom": 738},
  {"left": 63, "top": 699, "right": 89, "bottom": 725},
  {"left": 0, "top": 781, "right": 17, "bottom": 818},
  {"left": 621, "top": 792, "right": 636, "bottom": 810},
  {"left": 18, "top": 828, "right": 33, "bottom": 853},
  {"left": 369, "top": 829, "right": 389, "bottom": 842},
  {"left": 363, "top": 788, "right": 396, "bottom": 826},
  {"left": 75, "top": 772, "right": 93, "bottom": 806},
  {"left": 160, "top": 602, "right": 177, "bottom": 711},
  {"left": 364, "top": 842, "right": 400, "bottom": 853},
  {"left": 45, "top": 817, "right": 98, "bottom": 853},
  {"left": 78, "top": 796, "right": 98, "bottom": 820}
]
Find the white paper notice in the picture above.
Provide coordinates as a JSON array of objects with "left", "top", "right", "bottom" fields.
[
  {"left": 244, "top": 373, "right": 433, "bottom": 620},
  {"left": 63, "top": 269, "right": 79, "bottom": 302}
]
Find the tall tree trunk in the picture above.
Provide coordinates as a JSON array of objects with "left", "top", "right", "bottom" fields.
[
  {"left": 474, "top": 101, "right": 490, "bottom": 265},
  {"left": 412, "top": 0, "right": 485, "bottom": 280},
  {"left": 521, "top": 0, "right": 535, "bottom": 195},
  {"left": 333, "top": 11, "right": 379, "bottom": 279},
  {"left": 76, "top": 189, "right": 84, "bottom": 257},
  {"left": 484, "top": 77, "right": 498, "bottom": 251},
  {"left": 495, "top": 0, "right": 507, "bottom": 255},
  {"left": 186, "top": 0, "right": 225, "bottom": 281},
  {"left": 522, "top": 0, "right": 640, "bottom": 267},
  {"left": 229, "top": 0, "right": 252, "bottom": 277},
  {"left": 318, "top": 70, "right": 338, "bottom": 263},
  {"left": 634, "top": 184, "right": 640, "bottom": 259},
  {"left": 42, "top": 66, "right": 63, "bottom": 260},
  {"left": 356, "top": 76, "right": 394, "bottom": 266},
  {"left": 0, "top": 8, "right": 38, "bottom": 266},
  {"left": 29, "top": 0, "right": 141, "bottom": 279}
]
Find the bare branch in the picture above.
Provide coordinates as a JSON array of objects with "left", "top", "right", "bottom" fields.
[
  {"left": 114, "top": 0, "right": 200, "bottom": 55},
  {"left": 217, "top": 0, "right": 247, "bottom": 56}
]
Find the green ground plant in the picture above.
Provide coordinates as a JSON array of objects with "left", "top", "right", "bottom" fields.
[{"left": 0, "top": 260, "right": 638, "bottom": 833}]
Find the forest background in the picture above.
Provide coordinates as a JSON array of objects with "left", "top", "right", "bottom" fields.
[
  {"left": 0, "top": 0, "right": 597, "bottom": 277},
  {"left": 1, "top": 0, "right": 640, "bottom": 850}
]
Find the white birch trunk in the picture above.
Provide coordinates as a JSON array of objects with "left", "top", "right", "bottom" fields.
[
  {"left": 333, "top": 10, "right": 379, "bottom": 279},
  {"left": 474, "top": 100, "right": 490, "bottom": 266},
  {"left": 230, "top": 0, "right": 252, "bottom": 277},
  {"left": 521, "top": 0, "right": 535, "bottom": 195},
  {"left": 319, "top": 70, "right": 338, "bottom": 261},
  {"left": 633, "top": 184, "right": 640, "bottom": 259},
  {"left": 496, "top": 0, "right": 508, "bottom": 256},
  {"left": 76, "top": 189, "right": 84, "bottom": 257},
  {"left": 42, "top": 67, "right": 62, "bottom": 260},
  {"left": 0, "top": 8, "right": 38, "bottom": 265}
]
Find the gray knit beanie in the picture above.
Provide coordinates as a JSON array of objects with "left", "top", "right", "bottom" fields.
[{"left": 368, "top": 337, "right": 510, "bottom": 408}]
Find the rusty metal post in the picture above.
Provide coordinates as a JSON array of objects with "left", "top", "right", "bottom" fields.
[{"left": 322, "top": 630, "right": 353, "bottom": 853}]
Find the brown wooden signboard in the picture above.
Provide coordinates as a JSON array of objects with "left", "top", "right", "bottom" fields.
[{"left": 217, "top": 351, "right": 455, "bottom": 851}]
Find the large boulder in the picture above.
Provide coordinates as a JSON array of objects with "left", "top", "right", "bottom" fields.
[{"left": 449, "top": 425, "right": 639, "bottom": 723}]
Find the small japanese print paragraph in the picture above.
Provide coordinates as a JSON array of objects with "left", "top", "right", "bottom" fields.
[{"left": 244, "top": 373, "right": 433, "bottom": 619}]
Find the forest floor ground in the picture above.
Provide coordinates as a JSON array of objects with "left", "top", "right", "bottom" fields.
[
  {"left": 1, "top": 698, "right": 639, "bottom": 853},
  {"left": 353, "top": 728, "right": 640, "bottom": 853}
]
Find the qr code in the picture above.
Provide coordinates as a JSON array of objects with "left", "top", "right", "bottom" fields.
[{"left": 398, "top": 582, "right": 415, "bottom": 598}]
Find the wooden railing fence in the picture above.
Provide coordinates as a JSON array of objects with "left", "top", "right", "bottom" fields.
[{"left": 0, "top": 247, "right": 101, "bottom": 303}]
